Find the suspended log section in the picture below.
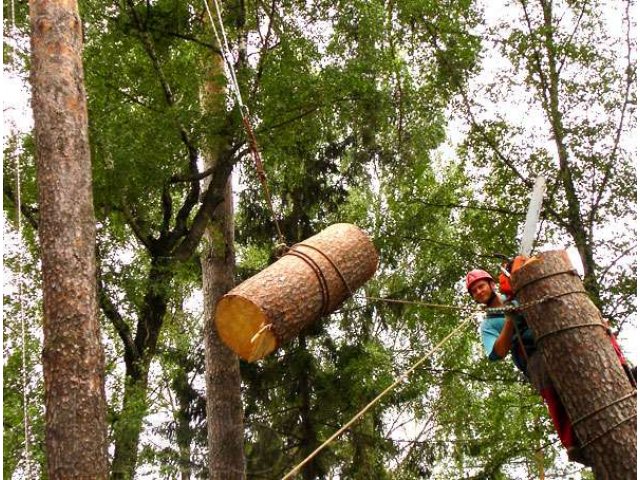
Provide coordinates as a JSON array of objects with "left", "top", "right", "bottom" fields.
[
  {"left": 512, "top": 250, "right": 636, "bottom": 479},
  {"left": 215, "top": 223, "right": 378, "bottom": 362}
]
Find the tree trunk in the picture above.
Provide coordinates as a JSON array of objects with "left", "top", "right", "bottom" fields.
[
  {"left": 110, "top": 371, "right": 150, "bottom": 480},
  {"left": 202, "top": 179, "right": 246, "bottom": 480},
  {"left": 512, "top": 250, "right": 636, "bottom": 480},
  {"left": 110, "top": 259, "right": 173, "bottom": 479},
  {"left": 199, "top": 33, "right": 246, "bottom": 479},
  {"left": 29, "top": 0, "right": 109, "bottom": 476}
]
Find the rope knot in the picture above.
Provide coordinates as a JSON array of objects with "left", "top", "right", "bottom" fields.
[{"left": 274, "top": 242, "right": 289, "bottom": 258}]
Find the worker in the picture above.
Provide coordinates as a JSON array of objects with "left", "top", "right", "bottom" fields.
[{"left": 466, "top": 269, "right": 589, "bottom": 465}]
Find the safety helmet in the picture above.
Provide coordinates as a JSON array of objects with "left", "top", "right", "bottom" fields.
[{"left": 466, "top": 269, "right": 494, "bottom": 293}]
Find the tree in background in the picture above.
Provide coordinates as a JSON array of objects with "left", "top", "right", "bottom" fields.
[{"left": 457, "top": 0, "right": 636, "bottom": 315}]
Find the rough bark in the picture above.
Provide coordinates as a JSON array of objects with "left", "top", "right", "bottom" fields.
[
  {"left": 202, "top": 179, "right": 246, "bottom": 480},
  {"left": 29, "top": 0, "right": 109, "bottom": 476},
  {"left": 512, "top": 250, "right": 636, "bottom": 480},
  {"left": 215, "top": 223, "right": 379, "bottom": 361}
]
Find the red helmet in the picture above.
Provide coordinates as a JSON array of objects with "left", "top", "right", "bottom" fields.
[{"left": 466, "top": 269, "right": 494, "bottom": 293}]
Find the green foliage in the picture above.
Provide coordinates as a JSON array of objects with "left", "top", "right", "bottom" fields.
[
  {"left": 2, "top": 234, "right": 46, "bottom": 479},
  {"left": 458, "top": 0, "right": 636, "bottom": 320}
]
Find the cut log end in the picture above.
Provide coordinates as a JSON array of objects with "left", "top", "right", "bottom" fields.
[{"left": 215, "top": 295, "right": 277, "bottom": 362}]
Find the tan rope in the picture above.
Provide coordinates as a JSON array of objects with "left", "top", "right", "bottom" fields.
[
  {"left": 240, "top": 116, "right": 286, "bottom": 246},
  {"left": 359, "top": 295, "right": 474, "bottom": 312},
  {"left": 281, "top": 315, "right": 474, "bottom": 479}
]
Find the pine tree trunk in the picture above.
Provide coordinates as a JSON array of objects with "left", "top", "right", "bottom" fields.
[
  {"left": 512, "top": 250, "right": 636, "bottom": 480},
  {"left": 29, "top": 0, "right": 109, "bottom": 476},
  {"left": 202, "top": 179, "right": 246, "bottom": 480}
]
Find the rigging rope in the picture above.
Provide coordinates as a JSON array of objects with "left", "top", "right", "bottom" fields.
[
  {"left": 15, "top": 146, "right": 33, "bottom": 477},
  {"left": 281, "top": 314, "right": 474, "bottom": 480},
  {"left": 359, "top": 295, "right": 473, "bottom": 312},
  {"left": 203, "top": 0, "right": 286, "bottom": 246}
]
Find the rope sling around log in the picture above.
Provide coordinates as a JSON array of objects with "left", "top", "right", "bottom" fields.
[{"left": 215, "top": 223, "right": 379, "bottom": 362}]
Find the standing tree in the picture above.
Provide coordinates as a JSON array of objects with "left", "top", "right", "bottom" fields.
[
  {"left": 29, "top": 0, "right": 109, "bottom": 476},
  {"left": 201, "top": 48, "right": 245, "bottom": 479}
]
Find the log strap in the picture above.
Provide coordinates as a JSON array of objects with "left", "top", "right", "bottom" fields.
[
  {"left": 571, "top": 391, "right": 637, "bottom": 429},
  {"left": 580, "top": 412, "right": 637, "bottom": 449},
  {"left": 293, "top": 243, "right": 354, "bottom": 295},
  {"left": 512, "top": 267, "right": 580, "bottom": 296},
  {"left": 285, "top": 248, "right": 332, "bottom": 315},
  {"left": 284, "top": 243, "right": 354, "bottom": 316},
  {"left": 534, "top": 321, "right": 608, "bottom": 344},
  {"left": 485, "top": 290, "right": 587, "bottom": 315}
]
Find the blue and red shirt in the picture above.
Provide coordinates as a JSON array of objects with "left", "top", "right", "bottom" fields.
[{"left": 479, "top": 305, "right": 536, "bottom": 375}]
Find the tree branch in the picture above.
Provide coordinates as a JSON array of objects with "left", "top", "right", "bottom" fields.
[
  {"left": 172, "top": 149, "right": 237, "bottom": 261},
  {"left": 588, "top": 0, "right": 635, "bottom": 227},
  {"left": 413, "top": 198, "right": 525, "bottom": 216},
  {"left": 121, "top": 202, "right": 155, "bottom": 252},
  {"left": 96, "top": 243, "right": 139, "bottom": 366},
  {"left": 556, "top": 0, "right": 588, "bottom": 76},
  {"left": 123, "top": 0, "right": 212, "bottom": 255},
  {"left": 3, "top": 183, "right": 39, "bottom": 231}
]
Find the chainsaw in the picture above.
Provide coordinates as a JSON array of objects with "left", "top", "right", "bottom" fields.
[{"left": 495, "top": 176, "right": 546, "bottom": 300}]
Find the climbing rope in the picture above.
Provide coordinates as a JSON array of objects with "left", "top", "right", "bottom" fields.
[
  {"left": 15, "top": 145, "right": 33, "bottom": 477},
  {"left": 202, "top": 0, "right": 286, "bottom": 247},
  {"left": 281, "top": 314, "right": 475, "bottom": 480}
]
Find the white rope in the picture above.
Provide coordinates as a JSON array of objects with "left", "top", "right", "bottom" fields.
[
  {"left": 202, "top": 0, "right": 245, "bottom": 112},
  {"left": 15, "top": 148, "right": 33, "bottom": 477}
]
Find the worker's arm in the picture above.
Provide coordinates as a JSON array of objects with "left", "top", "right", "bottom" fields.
[{"left": 491, "top": 316, "right": 516, "bottom": 359}]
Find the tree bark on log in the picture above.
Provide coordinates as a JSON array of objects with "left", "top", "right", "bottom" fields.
[
  {"left": 215, "top": 223, "right": 378, "bottom": 361},
  {"left": 512, "top": 250, "right": 636, "bottom": 479},
  {"left": 30, "top": 0, "right": 109, "bottom": 476}
]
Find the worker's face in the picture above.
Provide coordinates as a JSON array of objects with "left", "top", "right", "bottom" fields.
[{"left": 470, "top": 279, "right": 494, "bottom": 305}]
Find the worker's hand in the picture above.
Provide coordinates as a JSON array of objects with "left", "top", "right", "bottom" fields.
[
  {"left": 492, "top": 317, "right": 516, "bottom": 358},
  {"left": 510, "top": 255, "right": 528, "bottom": 274}
]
